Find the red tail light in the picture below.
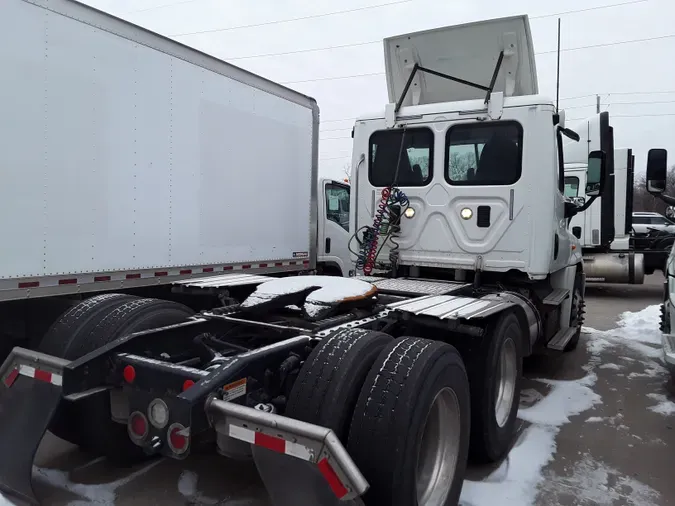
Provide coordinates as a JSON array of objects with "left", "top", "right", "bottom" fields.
[
  {"left": 167, "top": 423, "right": 190, "bottom": 455},
  {"left": 123, "top": 365, "right": 136, "bottom": 384},
  {"left": 128, "top": 411, "right": 148, "bottom": 441}
]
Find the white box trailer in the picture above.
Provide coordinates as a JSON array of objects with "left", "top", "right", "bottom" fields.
[
  {"left": 0, "top": 0, "right": 353, "bottom": 353},
  {"left": 1, "top": 0, "right": 318, "bottom": 298}
]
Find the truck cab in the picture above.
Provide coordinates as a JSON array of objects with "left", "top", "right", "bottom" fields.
[
  {"left": 317, "top": 178, "right": 352, "bottom": 277},
  {"left": 350, "top": 16, "right": 595, "bottom": 285}
]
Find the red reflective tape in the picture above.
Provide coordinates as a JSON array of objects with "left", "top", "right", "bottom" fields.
[
  {"left": 203, "top": 267, "right": 214, "bottom": 273},
  {"left": 34, "top": 369, "right": 52, "bottom": 383},
  {"left": 223, "top": 266, "right": 233, "bottom": 271},
  {"left": 275, "top": 262, "right": 283, "bottom": 267},
  {"left": 259, "top": 263, "right": 268, "bottom": 268},
  {"left": 58, "top": 278, "right": 77, "bottom": 285},
  {"left": 126, "top": 273, "right": 141, "bottom": 279},
  {"left": 94, "top": 275, "right": 111, "bottom": 282},
  {"left": 18, "top": 281, "right": 39, "bottom": 289},
  {"left": 155, "top": 271, "right": 168, "bottom": 277},
  {"left": 254, "top": 432, "right": 286, "bottom": 454},
  {"left": 180, "top": 269, "right": 192, "bottom": 275},
  {"left": 318, "top": 458, "right": 348, "bottom": 499},
  {"left": 4, "top": 369, "right": 19, "bottom": 388},
  {"left": 242, "top": 264, "right": 252, "bottom": 270},
  {"left": 303, "top": 261, "right": 310, "bottom": 266}
]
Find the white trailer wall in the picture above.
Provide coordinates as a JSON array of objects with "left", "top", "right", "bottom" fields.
[{"left": 0, "top": 0, "right": 318, "bottom": 280}]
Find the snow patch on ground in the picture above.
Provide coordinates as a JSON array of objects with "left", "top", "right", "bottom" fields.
[
  {"left": 518, "top": 374, "right": 602, "bottom": 427},
  {"left": 585, "top": 416, "right": 604, "bottom": 423},
  {"left": 540, "top": 455, "right": 660, "bottom": 505},
  {"left": 598, "top": 363, "right": 621, "bottom": 370},
  {"left": 0, "top": 494, "right": 16, "bottom": 506},
  {"left": 647, "top": 393, "right": 675, "bottom": 415},
  {"left": 460, "top": 425, "right": 558, "bottom": 506},
  {"left": 584, "top": 305, "right": 664, "bottom": 361},
  {"left": 460, "top": 373, "right": 601, "bottom": 506},
  {"left": 627, "top": 361, "right": 668, "bottom": 379},
  {"left": 32, "top": 459, "right": 161, "bottom": 505}
]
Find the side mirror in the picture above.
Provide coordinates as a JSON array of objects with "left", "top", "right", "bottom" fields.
[
  {"left": 646, "top": 148, "right": 668, "bottom": 195},
  {"left": 586, "top": 150, "right": 606, "bottom": 196}
]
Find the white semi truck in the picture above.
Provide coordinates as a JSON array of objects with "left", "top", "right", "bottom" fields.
[
  {"left": 564, "top": 114, "right": 673, "bottom": 283},
  {"left": 563, "top": 113, "right": 645, "bottom": 283},
  {"left": 0, "top": 7, "right": 606, "bottom": 506},
  {"left": 0, "top": 0, "right": 352, "bottom": 359}
]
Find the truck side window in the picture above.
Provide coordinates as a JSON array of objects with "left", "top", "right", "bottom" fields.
[
  {"left": 325, "top": 184, "right": 350, "bottom": 231},
  {"left": 369, "top": 128, "right": 433, "bottom": 187},
  {"left": 564, "top": 176, "right": 579, "bottom": 197},
  {"left": 445, "top": 121, "right": 523, "bottom": 185}
]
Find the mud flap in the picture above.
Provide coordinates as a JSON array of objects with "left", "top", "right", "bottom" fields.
[
  {"left": 0, "top": 347, "right": 69, "bottom": 505},
  {"left": 206, "top": 399, "right": 368, "bottom": 506},
  {"left": 252, "top": 447, "right": 365, "bottom": 506}
]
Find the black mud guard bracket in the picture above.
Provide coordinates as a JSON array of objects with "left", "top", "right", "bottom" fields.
[{"left": 0, "top": 347, "right": 69, "bottom": 505}]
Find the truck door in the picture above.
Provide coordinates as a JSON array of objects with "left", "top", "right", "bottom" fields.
[{"left": 317, "top": 180, "right": 352, "bottom": 276}]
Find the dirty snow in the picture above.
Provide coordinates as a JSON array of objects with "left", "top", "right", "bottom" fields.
[
  {"left": 32, "top": 459, "right": 161, "bottom": 505},
  {"left": 460, "top": 373, "right": 601, "bottom": 506},
  {"left": 647, "top": 393, "right": 675, "bottom": 415},
  {"left": 540, "top": 455, "right": 660, "bottom": 506},
  {"left": 585, "top": 416, "right": 604, "bottom": 423},
  {"left": 584, "top": 305, "right": 664, "bottom": 360},
  {"left": 598, "top": 362, "right": 621, "bottom": 370}
]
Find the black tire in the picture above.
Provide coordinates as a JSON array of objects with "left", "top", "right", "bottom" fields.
[
  {"left": 347, "top": 337, "right": 470, "bottom": 506},
  {"left": 466, "top": 311, "right": 523, "bottom": 464},
  {"left": 39, "top": 294, "right": 140, "bottom": 446},
  {"left": 285, "top": 328, "right": 393, "bottom": 439},
  {"left": 45, "top": 297, "right": 194, "bottom": 462},
  {"left": 564, "top": 275, "right": 585, "bottom": 352},
  {"left": 39, "top": 293, "right": 139, "bottom": 357}
]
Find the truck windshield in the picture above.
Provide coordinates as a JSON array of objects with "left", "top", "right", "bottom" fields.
[
  {"left": 369, "top": 128, "right": 433, "bottom": 187},
  {"left": 564, "top": 176, "right": 579, "bottom": 197},
  {"left": 445, "top": 121, "right": 523, "bottom": 185}
]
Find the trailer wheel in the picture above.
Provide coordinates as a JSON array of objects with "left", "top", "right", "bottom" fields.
[
  {"left": 466, "top": 310, "right": 523, "bottom": 464},
  {"left": 38, "top": 293, "right": 139, "bottom": 357},
  {"left": 45, "top": 297, "right": 194, "bottom": 462},
  {"left": 347, "top": 338, "right": 470, "bottom": 506},
  {"left": 564, "top": 275, "right": 585, "bottom": 352},
  {"left": 285, "top": 328, "right": 393, "bottom": 439}
]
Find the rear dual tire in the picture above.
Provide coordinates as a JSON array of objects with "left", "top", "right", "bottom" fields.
[{"left": 287, "top": 333, "right": 471, "bottom": 506}]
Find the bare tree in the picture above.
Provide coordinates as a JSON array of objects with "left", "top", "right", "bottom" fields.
[{"left": 633, "top": 166, "right": 675, "bottom": 214}]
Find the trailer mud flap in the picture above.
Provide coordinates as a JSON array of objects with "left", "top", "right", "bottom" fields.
[
  {"left": 0, "top": 347, "right": 69, "bottom": 505},
  {"left": 206, "top": 399, "right": 368, "bottom": 506}
]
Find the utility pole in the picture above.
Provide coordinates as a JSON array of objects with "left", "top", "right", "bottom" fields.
[{"left": 596, "top": 94, "right": 601, "bottom": 113}]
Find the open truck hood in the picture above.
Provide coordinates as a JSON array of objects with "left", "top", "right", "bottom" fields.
[{"left": 383, "top": 15, "right": 539, "bottom": 107}]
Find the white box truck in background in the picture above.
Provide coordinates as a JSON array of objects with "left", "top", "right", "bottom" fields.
[{"left": 0, "top": 0, "right": 350, "bottom": 357}]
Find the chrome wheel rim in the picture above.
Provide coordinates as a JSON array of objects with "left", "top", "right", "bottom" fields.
[
  {"left": 416, "top": 387, "right": 462, "bottom": 505},
  {"left": 495, "top": 338, "right": 517, "bottom": 428}
]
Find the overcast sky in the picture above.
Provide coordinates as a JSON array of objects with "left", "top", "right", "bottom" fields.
[{"left": 82, "top": 0, "right": 675, "bottom": 181}]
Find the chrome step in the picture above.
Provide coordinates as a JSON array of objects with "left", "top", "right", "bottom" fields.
[
  {"left": 546, "top": 326, "right": 577, "bottom": 351},
  {"left": 357, "top": 277, "right": 468, "bottom": 296},
  {"left": 542, "top": 289, "right": 570, "bottom": 307}
]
